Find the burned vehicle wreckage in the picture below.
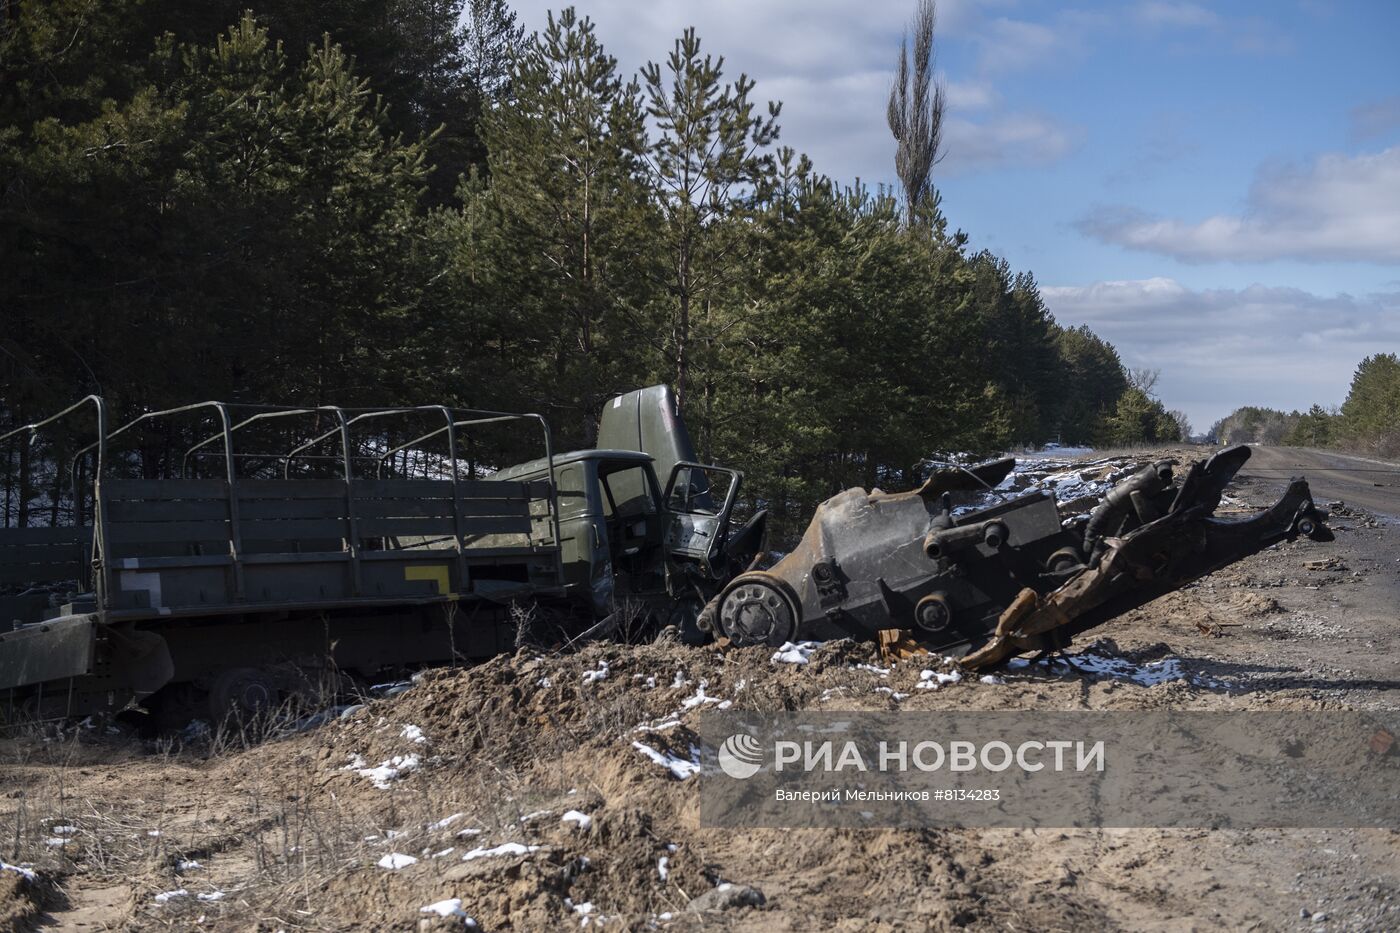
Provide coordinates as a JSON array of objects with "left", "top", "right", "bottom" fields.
[
  {"left": 702, "top": 445, "right": 1333, "bottom": 668},
  {"left": 1, "top": 386, "right": 1331, "bottom": 724}
]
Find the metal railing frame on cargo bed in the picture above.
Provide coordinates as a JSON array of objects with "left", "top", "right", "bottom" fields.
[
  {"left": 0, "top": 395, "right": 111, "bottom": 607},
  {"left": 3, "top": 397, "right": 561, "bottom": 617}
]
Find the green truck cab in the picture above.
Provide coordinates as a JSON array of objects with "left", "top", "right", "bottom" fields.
[{"left": 493, "top": 385, "right": 764, "bottom": 639}]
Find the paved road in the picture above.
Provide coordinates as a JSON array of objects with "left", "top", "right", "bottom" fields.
[{"left": 1239, "top": 446, "right": 1400, "bottom": 520}]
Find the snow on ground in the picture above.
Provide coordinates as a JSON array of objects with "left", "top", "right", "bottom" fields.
[
  {"left": 153, "top": 889, "right": 188, "bottom": 904},
  {"left": 916, "top": 668, "right": 962, "bottom": 689},
  {"left": 461, "top": 842, "right": 542, "bottom": 861},
  {"left": 421, "top": 898, "right": 478, "bottom": 926},
  {"left": 679, "top": 680, "right": 730, "bottom": 709},
  {"left": 631, "top": 741, "right": 703, "bottom": 779},
  {"left": 377, "top": 853, "right": 418, "bottom": 870},
  {"left": 561, "top": 810, "right": 593, "bottom": 830},
  {"left": 771, "top": 641, "right": 822, "bottom": 665},
  {"left": 582, "top": 661, "right": 609, "bottom": 684},
  {"left": 1007, "top": 649, "right": 1225, "bottom": 688},
  {"left": 347, "top": 753, "right": 422, "bottom": 789},
  {"left": 400, "top": 724, "right": 428, "bottom": 744},
  {"left": 1, "top": 862, "right": 37, "bottom": 881}
]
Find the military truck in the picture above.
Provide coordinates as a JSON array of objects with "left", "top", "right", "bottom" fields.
[{"left": 0, "top": 386, "right": 759, "bottom": 724}]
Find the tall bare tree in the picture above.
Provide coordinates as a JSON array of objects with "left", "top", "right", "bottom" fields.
[{"left": 887, "top": 0, "right": 945, "bottom": 225}]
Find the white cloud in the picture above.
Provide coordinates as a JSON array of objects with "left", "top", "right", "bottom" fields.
[
  {"left": 942, "top": 112, "right": 1079, "bottom": 173},
  {"left": 1041, "top": 278, "right": 1400, "bottom": 427},
  {"left": 975, "top": 17, "right": 1062, "bottom": 72},
  {"left": 507, "top": 0, "right": 1079, "bottom": 183},
  {"left": 1078, "top": 147, "right": 1400, "bottom": 264},
  {"left": 1135, "top": 2, "right": 1220, "bottom": 29},
  {"left": 943, "top": 79, "right": 998, "bottom": 112},
  {"left": 1351, "top": 96, "right": 1400, "bottom": 142}
]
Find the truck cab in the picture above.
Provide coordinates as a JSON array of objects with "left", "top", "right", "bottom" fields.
[{"left": 492, "top": 386, "right": 765, "bottom": 636}]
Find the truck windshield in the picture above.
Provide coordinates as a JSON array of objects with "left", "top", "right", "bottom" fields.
[{"left": 599, "top": 464, "right": 657, "bottom": 518}]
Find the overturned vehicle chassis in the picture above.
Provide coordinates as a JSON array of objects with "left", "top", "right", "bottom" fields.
[{"left": 701, "top": 446, "right": 1333, "bottom": 667}]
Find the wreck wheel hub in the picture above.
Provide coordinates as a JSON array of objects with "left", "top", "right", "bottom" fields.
[{"left": 718, "top": 580, "right": 796, "bottom": 647}]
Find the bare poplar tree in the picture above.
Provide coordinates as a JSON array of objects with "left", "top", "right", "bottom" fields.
[{"left": 887, "top": 0, "right": 945, "bottom": 225}]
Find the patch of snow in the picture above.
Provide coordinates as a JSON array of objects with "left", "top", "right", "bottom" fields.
[
  {"left": 538, "top": 676, "right": 552, "bottom": 688},
  {"left": 400, "top": 724, "right": 428, "bottom": 744},
  {"left": 146, "top": 830, "right": 162, "bottom": 837},
  {"left": 456, "top": 828, "right": 483, "bottom": 837},
  {"left": 45, "top": 837, "right": 69, "bottom": 847},
  {"left": 671, "top": 670, "right": 689, "bottom": 688},
  {"left": 633, "top": 718, "right": 682, "bottom": 733},
  {"left": 657, "top": 856, "right": 670, "bottom": 880},
  {"left": 197, "top": 891, "right": 225, "bottom": 902},
  {"left": 421, "top": 897, "right": 477, "bottom": 927},
  {"left": 177, "top": 860, "right": 201, "bottom": 871},
  {"left": 519, "top": 809, "right": 552, "bottom": 822},
  {"left": 354, "top": 754, "right": 422, "bottom": 789},
  {"left": 561, "top": 810, "right": 592, "bottom": 830},
  {"left": 979, "top": 674, "right": 1005, "bottom": 685},
  {"left": 377, "top": 853, "right": 418, "bottom": 870},
  {"left": 1008, "top": 649, "right": 1225, "bottom": 688},
  {"left": 771, "top": 641, "right": 822, "bottom": 665},
  {"left": 856, "top": 663, "right": 891, "bottom": 677},
  {"left": 51, "top": 825, "right": 76, "bottom": 835},
  {"left": 462, "top": 842, "right": 541, "bottom": 861},
  {"left": 680, "top": 680, "right": 723, "bottom": 709},
  {"left": 429, "top": 813, "right": 464, "bottom": 831},
  {"left": 1, "top": 862, "right": 36, "bottom": 882},
  {"left": 916, "top": 669, "right": 962, "bottom": 690},
  {"left": 432, "top": 848, "right": 455, "bottom": 859},
  {"left": 632, "top": 741, "right": 703, "bottom": 780},
  {"left": 582, "top": 661, "right": 609, "bottom": 684},
  {"left": 573, "top": 901, "right": 604, "bottom": 926},
  {"left": 874, "top": 687, "right": 910, "bottom": 700},
  {"left": 154, "top": 889, "right": 189, "bottom": 904}
]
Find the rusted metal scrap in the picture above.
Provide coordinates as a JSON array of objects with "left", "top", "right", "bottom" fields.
[{"left": 698, "top": 446, "right": 1332, "bottom": 669}]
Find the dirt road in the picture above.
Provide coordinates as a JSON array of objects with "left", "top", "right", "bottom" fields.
[{"left": 1242, "top": 446, "right": 1400, "bottom": 520}]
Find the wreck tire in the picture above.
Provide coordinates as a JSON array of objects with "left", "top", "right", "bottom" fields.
[{"left": 716, "top": 575, "right": 799, "bottom": 647}]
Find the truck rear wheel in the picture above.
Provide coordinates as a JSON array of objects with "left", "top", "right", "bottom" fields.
[{"left": 208, "top": 667, "right": 278, "bottom": 724}]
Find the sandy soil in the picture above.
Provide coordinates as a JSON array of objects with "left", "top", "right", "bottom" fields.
[{"left": 2, "top": 446, "right": 1398, "bottom": 932}]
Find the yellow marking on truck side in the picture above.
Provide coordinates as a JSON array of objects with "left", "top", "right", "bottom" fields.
[{"left": 404, "top": 564, "right": 454, "bottom": 597}]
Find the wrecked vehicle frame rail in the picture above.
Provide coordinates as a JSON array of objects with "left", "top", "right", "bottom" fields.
[{"left": 699, "top": 445, "right": 1333, "bottom": 669}]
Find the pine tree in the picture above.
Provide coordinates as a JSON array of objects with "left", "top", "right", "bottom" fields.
[
  {"left": 474, "top": 7, "right": 655, "bottom": 443},
  {"left": 1340, "top": 353, "right": 1400, "bottom": 456},
  {"left": 640, "top": 28, "right": 780, "bottom": 414}
]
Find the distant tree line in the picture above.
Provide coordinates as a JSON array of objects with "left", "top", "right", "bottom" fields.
[
  {"left": 1, "top": 1, "right": 1180, "bottom": 535},
  {"left": 1210, "top": 354, "right": 1400, "bottom": 458}
]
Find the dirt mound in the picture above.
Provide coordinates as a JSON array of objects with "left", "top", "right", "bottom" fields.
[{"left": 0, "top": 867, "right": 44, "bottom": 931}]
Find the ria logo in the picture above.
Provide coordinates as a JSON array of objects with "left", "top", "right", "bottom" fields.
[{"left": 717, "top": 733, "right": 764, "bottom": 779}]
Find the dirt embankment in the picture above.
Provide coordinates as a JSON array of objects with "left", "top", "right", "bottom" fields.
[{"left": 3, "top": 447, "right": 1399, "bottom": 931}]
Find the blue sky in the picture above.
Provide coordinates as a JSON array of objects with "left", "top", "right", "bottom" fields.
[{"left": 506, "top": 0, "right": 1400, "bottom": 432}]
